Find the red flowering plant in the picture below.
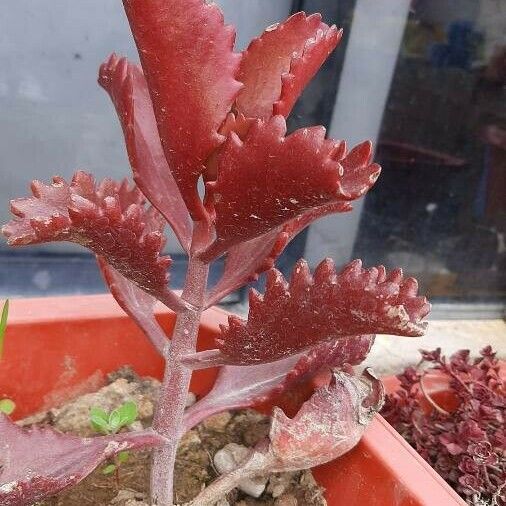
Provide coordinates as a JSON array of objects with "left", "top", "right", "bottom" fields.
[
  {"left": 0, "top": 1, "right": 430, "bottom": 505},
  {"left": 382, "top": 346, "right": 505, "bottom": 506}
]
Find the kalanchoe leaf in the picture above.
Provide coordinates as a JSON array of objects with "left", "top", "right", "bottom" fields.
[
  {"left": 98, "top": 54, "right": 192, "bottom": 251},
  {"left": 184, "top": 338, "right": 374, "bottom": 428},
  {"left": 0, "top": 414, "right": 165, "bottom": 505},
  {"left": 98, "top": 257, "right": 168, "bottom": 355},
  {"left": 182, "top": 331, "right": 371, "bottom": 371},
  {"left": 183, "top": 335, "right": 373, "bottom": 430},
  {"left": 220, "top": 112, "right": 256, "bottom": 140},
  {"left": 183, "top": 332, "right": 373, "bottom": 373},
  {"left": 215, "top": 258, "right": 430, "bottom": 365},
  {"left": 236, "top": 12, "right": 341, "bottom": 120},
  {"left": 202, "top": 116, "right": 380, "bottom": 260},
  {"left": 2, "top": 172, "right": 185, "bottom": 311},
  {"left": 276, "top": 335, "right": 375, "bottom": 394},
  {"left": 183, "top": 355, "right": 300, "bottom": 431},
  {"left": 267, "top": 368, "right": 384, "bottom": 471},
  {"left": 205, "top": 201, "right": 352, "bottom": 307},
  {"left": 122, "top": 0, "right": 242, "bottom": 219},
  {"left": 188, "top": 369, "right": 384, "bottom": 505},
  {"left": 274, "top": 26, "right": 342, "bottom": 118},
  {"left": 205, "top": 229, "right": 284, "bottom": 307},
  {"left": 205, "top": 112, "right": 256, "bottom": 182}
]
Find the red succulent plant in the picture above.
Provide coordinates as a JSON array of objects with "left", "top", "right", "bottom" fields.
[{"left": 1, "top": 1, "right": 430, "bottom": 505}]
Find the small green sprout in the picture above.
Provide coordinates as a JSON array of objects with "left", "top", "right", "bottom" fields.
[
  {"left": 0, "top": 300, "right": 15, "bottom": 416},
  {"left": 90, "top": 400, "right": 138, "bottom": 435},
  {"left": 102, "top": 451, "right": 129, "bottom": 475},
  {"left": 0, "top": 398, "right": 15, "bottom": 415},
  {"left": 0, "top": 299, "right": 10, "bottom": 360},
  {"left": 89, "top": 401, "right": 138, "bottom": 483}
]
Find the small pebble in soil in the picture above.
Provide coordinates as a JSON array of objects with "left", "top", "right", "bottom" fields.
[
  {"left": 274, "top": 494, "right": 298, "bottom": 506},
  {"left": 110, "top": 489, "right": 148, "bottom": 505},
  {"left": 214, "top": 443, "right": 268, "bottom": 498},
  {"left": 186, "top": 392, "right": 197, "bottom": 408},
  {"left": 202, "top": 411, "right": 233, "bottom": 432},
  {"left": 266, "top": 473, "right": 294, "bottom": 498}
]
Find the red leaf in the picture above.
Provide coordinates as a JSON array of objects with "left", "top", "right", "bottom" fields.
[
  {"left": 236, "top": 12, "right": 340, "bottom": 120},
  {"left": 183, "top": 355, "right": 300, "bottom": 431},
  {"left": 205, "top": 111, "right": 256, "bottom": 182},
  {"left": 202, "top": 116, "right": 379, "bottom": 260},
  {"left": 0, "top": 414, "right": 164, "bottom": 505},
  {"left": 97, "top": 257, "right": 168, "bottom": 354},
  {"left": 267, "top": 369, "right": 384, "bottom": 471},
  {"left": 205, "top": 201, "right": 352, "bottom": 307},
  {"left": 216, "top": 258, "right": 430, "bottom": 364},
  {"left": 274, "top": 27, "right": 342, "bottom": 118},
  {"left": 122, "top": 0, "right": 242, "bottom": 219},
  {"left": 2, "top": 172, "right": 184, "bottom": 311},
  {"left": 276, "top": 335, "right": 374, "bottom": 395},
  {"left": 189, "top": 370, "right": 384, "bottom": 505},
  {"left": 183, "top": 335, "right": 372, "bottom": 430},
  {"left": 98, "top": 54, "right": 192, "bottom": 251},
  {"left": 205, "top": 229, "right": 282, "bottom": 307}
]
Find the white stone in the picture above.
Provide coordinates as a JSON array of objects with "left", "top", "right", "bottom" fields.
[
  {"left": 213, "top": 443, "right": 268, "bottom": 499},
  {"left": 186, "top": 392, "right": 197, "bottom": 408}
]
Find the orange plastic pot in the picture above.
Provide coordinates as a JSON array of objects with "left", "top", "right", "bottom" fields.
[{"left": 0, "top": 294, "right": 465, "bottom": 505}]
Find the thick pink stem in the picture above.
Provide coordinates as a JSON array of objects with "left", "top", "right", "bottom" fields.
[
  {"left": 180, "top": 348, "right": 230, "bottom": 370},
  {"left": 150, "top": 252, "right": 209, "bottom": 505}
]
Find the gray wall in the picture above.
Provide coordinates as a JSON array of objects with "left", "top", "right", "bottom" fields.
[{"left": 0, "top": 0, "right": 292, "bottom": 253}]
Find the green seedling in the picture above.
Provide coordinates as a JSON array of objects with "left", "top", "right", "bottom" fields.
[
  {"left": 0, "top": 299, "right": 9, "bottom": 360},
  {"left": 90, "top": 400, "right": 138, "bottom": 435},
  {"left": 102, "top": 451, "right": 129, "bottom": 475},
  {"left": 0, "top": 300, "right": 15, "bottom": 416},
  {"left": 0, "top": 398, "right": 15, "bottom": 415},
  {"left": 89, "top": 401, "right": 138, "bottom": 484}
]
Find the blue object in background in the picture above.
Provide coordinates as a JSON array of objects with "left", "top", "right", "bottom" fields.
[{"left": 429, "top": 21, "right": 477, "bottom": 70}]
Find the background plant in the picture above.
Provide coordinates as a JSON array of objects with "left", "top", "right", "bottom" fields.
[
  {"left": 382, "top": 347, "right": 505, "bottom": 506},
  {"left": 0, "top": 1, "right": 430, "bottom": 505}
]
